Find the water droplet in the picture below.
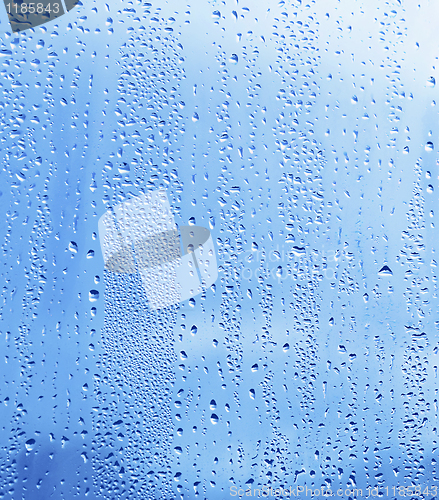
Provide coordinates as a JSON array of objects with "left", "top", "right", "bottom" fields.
[
  {"left": 25, "top": 439, "right": 35, "bottom": 451},
  {"left": 378, "top": 265, "right": 393, "bottom": 276},
  {"left": 291, "top": 246, "right": 306, "bottom": 257},
  {"left": 68, "top": 241, "right": 78, "bottom": 253},
  {"left": 427, "top": 76, "right": 436, "bottom": 87}
]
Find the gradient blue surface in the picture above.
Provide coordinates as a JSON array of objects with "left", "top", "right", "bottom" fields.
[{"left": 0, "top": 0, "right": 438, "bottom": 498}]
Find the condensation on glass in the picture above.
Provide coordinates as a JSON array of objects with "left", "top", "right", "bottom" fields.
[{"left": 0, "top": 0, "right": 437, "bottom": 498}]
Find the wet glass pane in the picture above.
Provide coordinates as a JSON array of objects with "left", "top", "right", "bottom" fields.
[{"left": 0, "top": 0, "right": 438, "bottom": 498}]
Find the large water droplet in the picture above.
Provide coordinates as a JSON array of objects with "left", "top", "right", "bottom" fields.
[{"left": 378, "top": 265, "right": 393, "bottom": 276}]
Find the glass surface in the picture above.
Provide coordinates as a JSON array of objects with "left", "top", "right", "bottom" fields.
[{"left": 0, "top": 0, "right": 438, "bottom": 498}]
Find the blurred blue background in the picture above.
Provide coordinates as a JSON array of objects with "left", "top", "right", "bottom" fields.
[{"left": 0, "top": 0, "right": 438, "bottom": 498}]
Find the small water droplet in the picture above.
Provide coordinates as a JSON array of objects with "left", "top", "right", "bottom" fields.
[
  {"left": 68, "top": 241, "right": 78, "bottom": 253},
  {"left": 427, "top": 76, "right": 436, "bottom": 87},
  {"left": 25, "top": 439, "right": 35, "bottom": 451}
]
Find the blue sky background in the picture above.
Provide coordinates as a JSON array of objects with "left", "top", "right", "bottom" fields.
[{"left": 0, "top": 0, "right": 438, "bottom": 498}]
